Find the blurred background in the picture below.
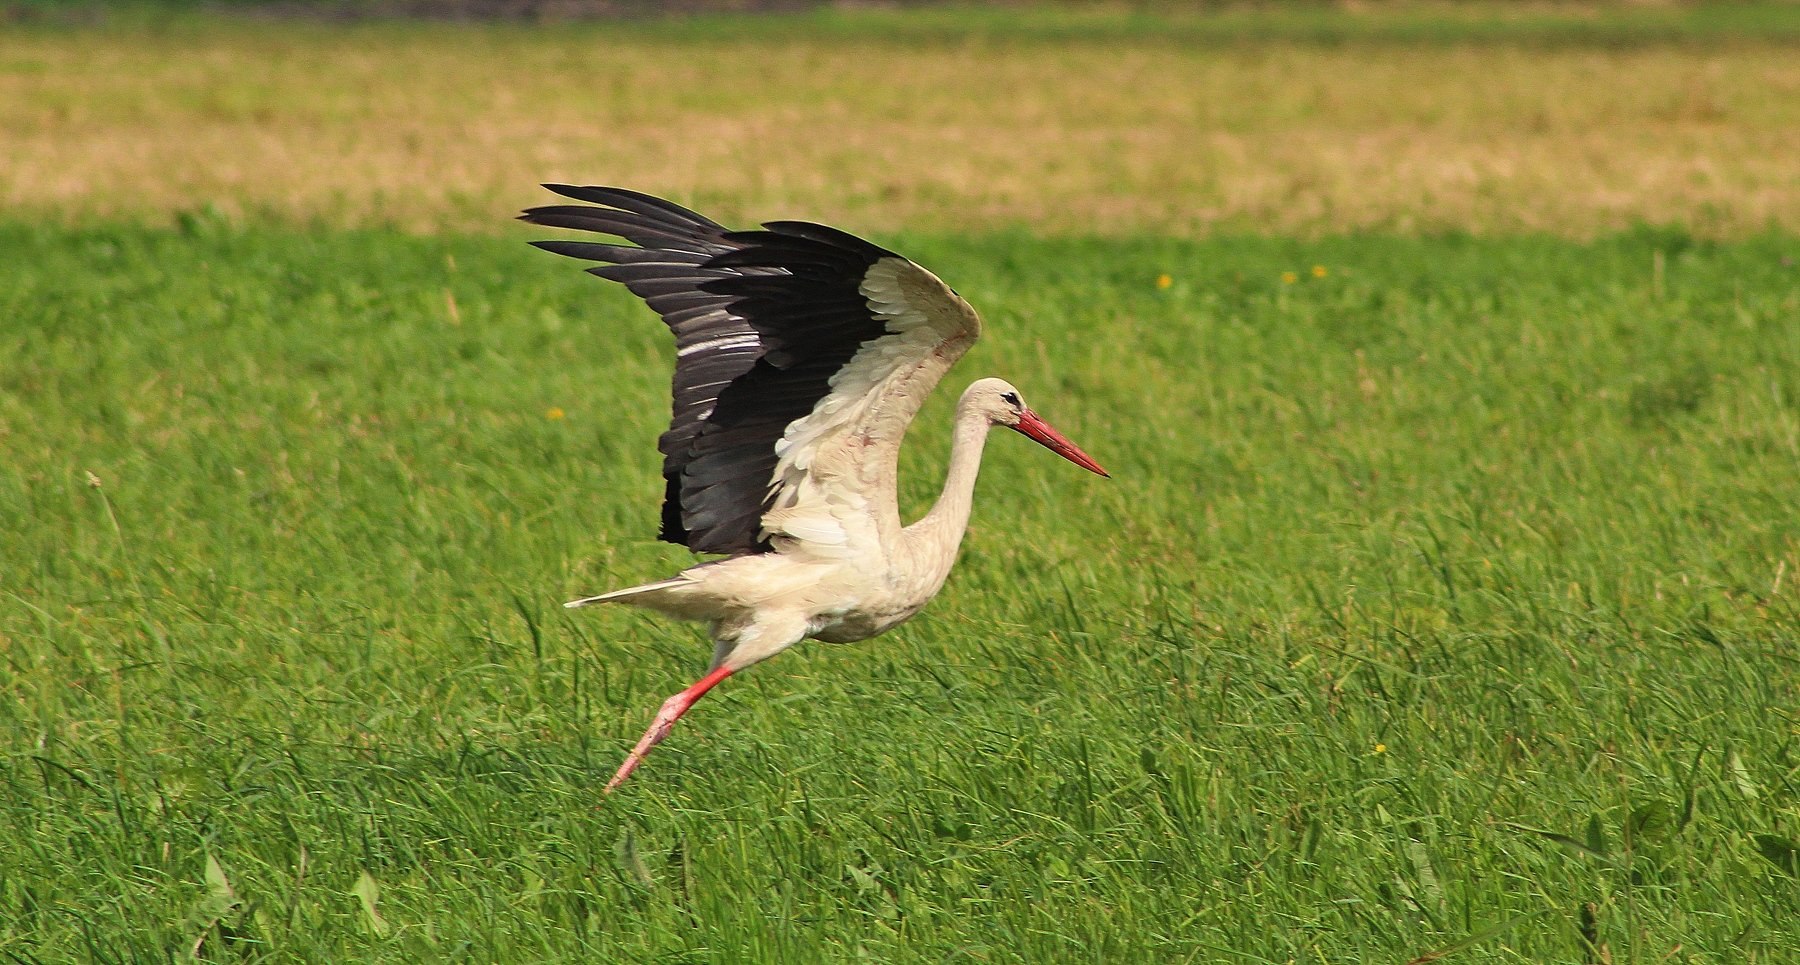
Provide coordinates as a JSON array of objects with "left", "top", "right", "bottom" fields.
[{"left": 7, "top": 0, "right": 1800, "bottom": 237}]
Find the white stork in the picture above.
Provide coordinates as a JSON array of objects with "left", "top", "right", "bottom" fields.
[{"left": 521, "top": 185, "right": 1108, "bottom": 791}]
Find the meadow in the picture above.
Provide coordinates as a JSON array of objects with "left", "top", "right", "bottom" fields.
[
  {"left": 4, "top": 4, "right": 1800, "bottom": 962},
  {"left": 7, "top": 4, "right": 1800, "bottom": 236}
]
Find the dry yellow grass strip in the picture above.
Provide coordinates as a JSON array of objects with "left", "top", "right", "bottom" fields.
[{"left": 4, "top": 21, "right": 1798, "bottom": 236}]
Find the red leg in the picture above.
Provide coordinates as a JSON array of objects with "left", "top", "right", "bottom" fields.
[{"left": 604, "top": 665, "right": 735, "bottom": 793}]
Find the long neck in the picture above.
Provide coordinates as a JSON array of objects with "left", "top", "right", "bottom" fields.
[{"left": 902, "top": 402, "right": 993, "bottom": 574}]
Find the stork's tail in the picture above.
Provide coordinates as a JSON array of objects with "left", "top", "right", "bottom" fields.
[{"left": 564, "top": 576, "right": 694, "bottom": 609}]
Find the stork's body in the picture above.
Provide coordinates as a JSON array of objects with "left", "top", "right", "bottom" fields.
[{"left": 522, "top": 186, "right": 1107, "bottom": 791}]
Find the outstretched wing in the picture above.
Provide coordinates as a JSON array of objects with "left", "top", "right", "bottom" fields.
[{"left": 522, "top": 185, "right": 981, "bottom": 558}]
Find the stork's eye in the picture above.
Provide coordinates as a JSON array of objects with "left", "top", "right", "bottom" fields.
[{"left": 1001, "top": 391, "right": 1021, "bottom": 407}]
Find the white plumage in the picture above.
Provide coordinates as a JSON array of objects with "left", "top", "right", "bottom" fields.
[{"left": 522, "top": 186, "right": 1107, "bottom": 791}]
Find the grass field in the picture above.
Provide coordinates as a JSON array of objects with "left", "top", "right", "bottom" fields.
[
  {"left": 5, "top": 3, "right": 1800, "bottom": 962},
  {"left": 6, "top": 4, "right": 1800, "bottom": 236}
]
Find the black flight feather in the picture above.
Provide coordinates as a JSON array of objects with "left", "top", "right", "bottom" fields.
[{"left": 521, "top": 185, "right": 904, "bottom": 555}]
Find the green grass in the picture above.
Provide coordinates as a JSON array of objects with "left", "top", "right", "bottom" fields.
[
  {"left": 591, "top": 2, "right": 1800, "bottom": 48},
  {"left": 3, "top": 219, "right": 1799, "bottom": 961},
  {"left": 19, "top": 1, "right": 1800, "bottom": 48}
]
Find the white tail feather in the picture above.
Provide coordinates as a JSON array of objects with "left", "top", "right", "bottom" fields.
[{"left": 564, "top": 576, "right": 694, "bottom": 609}]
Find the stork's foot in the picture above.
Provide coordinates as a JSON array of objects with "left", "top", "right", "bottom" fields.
[
  {"left": 604, "top": 693, "right": 692, "bottom": 792},
  {"left": 604, "top": 665, "right": 735, "bottom": 794}
]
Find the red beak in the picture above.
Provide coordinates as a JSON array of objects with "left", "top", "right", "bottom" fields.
[{"left": 1012, "top": 410, "right": 1110, "bottom": 478}]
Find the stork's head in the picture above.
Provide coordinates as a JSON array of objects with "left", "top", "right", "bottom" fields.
[{"left": 964, "top": 378, "right": 1109, "bottom": 478}]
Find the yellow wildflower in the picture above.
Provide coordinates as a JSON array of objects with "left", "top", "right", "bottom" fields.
[
  {"left": 1155, "top": 273, "right": 1173, "bottom": 290},
  {"left": 1281, "top": 271, "right": 1299, "bottom": 284},
  {"left": 545, "top": 407, "right": 566, "bottom": 421},
  {"left": 1312, "top": 265, "right": 1328, "bottom": 278}
]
